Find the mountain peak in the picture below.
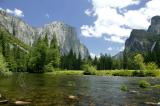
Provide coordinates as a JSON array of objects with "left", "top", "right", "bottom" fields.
[
  {"left": 148, "top": 16, "right": 160, "bottom": 34},
  {"left": 151, "top": 16, "right": 160, "bottom": 25},
  {"left": 0, "top": 11, "right": 89, "bottom": 58}
]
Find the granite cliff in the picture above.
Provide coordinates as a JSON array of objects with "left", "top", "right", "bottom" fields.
[
  {"left": 124, "top": 16, "right": 160, "bottom": 56},
  {"left": 0, "top": 10, "right": 89, "bottom": 58}
]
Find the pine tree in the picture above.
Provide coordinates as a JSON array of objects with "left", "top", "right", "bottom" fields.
[{"left": 47, "top": 36, "right": 60, "bottom": 68}]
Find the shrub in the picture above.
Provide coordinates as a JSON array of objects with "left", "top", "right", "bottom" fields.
[
  {"left": 145, "top": 70, "right": 160, "bottom": 77},
  {"left": 145, "top": 62, "right": 158, "bottom": 71},
  {"left": 82, "top": 64, "right": 96, "bottom": 75},
  {"left": 113, "top": 70, "right": 132, "bottom": 76},
  {"left": 44, "top": 63, "right": 54, "bottom": 72},
  {"left": 132, "top": 70, "right": 146, "bottom": 77},
  {"left": 0, "top": 53, "right": 12, "bottom": 76},
  {"left": 139, "top": 80, "right": 151, "bottom": 88},
  {"left": 120, "top": 84, "right": 128, "bottom": 91},
  {"left": 132, "top": 70, "right": 140, "bottom": 76},
  {"left": 134, "top": 54, "right": 145, "bottom": 70},
  {"left": 152, "top": 84, "right": 160, "bottom": 88}
]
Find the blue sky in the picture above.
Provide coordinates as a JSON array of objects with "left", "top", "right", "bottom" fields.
[{"left": 0, "top": 0, "right": 160, "bottom": 57}]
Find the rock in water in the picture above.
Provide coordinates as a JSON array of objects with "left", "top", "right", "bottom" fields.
[
  {"left": 0, "top": 100, "right": 8, "bottom": 103},
  {"left": 14, "top": 101, "right": 31, "bottom": 105},
  {"left": 145, "top": 102, "right": 160, "bottom": 105},
  {"left": 68, "top": 95, "right": 78, "bottom": 100}
]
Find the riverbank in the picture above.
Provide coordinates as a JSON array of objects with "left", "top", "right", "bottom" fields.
[{"left": 45, "top": 70, "right": 160, "bottom": 77}]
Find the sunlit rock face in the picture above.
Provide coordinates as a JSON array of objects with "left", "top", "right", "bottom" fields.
[
  {"left": 124, "top": 16, "right": 160, "bottom": 56},
  {"left": 0, "top": 10, "right": 89, "bottom": 58}
]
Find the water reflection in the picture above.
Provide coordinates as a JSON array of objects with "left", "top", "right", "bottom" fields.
[{"left": 0, "top": 74, "right": 160, "bottom": 106}]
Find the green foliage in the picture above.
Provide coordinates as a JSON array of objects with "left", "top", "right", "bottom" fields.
[
  {"left": 139, "top": 80, "right": 151, "bottom": 88},
  {"left": 132, "top": 70, "right": 145, "bottom": 77},
  {"left": 27, "top": 37, "right": 47, "bottom": 72},
  {"left": 145, "top": 62, "right": 158, "bottom": 71},
  {"left": 0, "top": 27, "right": 28, "bottom": 72},
  {"left": 60, "top": 49, "right": 82, "bottom": 70},
  {"left": 44, "top": 63, "right": 54, "bottom": 72},
  {"left": 112, "top": 59, "right": 123, "bottom": 70},
  {"left": 46, "top": 70, "right": 83, "bottom": 75},
  {"left": 27, "top": 35, "right": 61, "bottom": 73},
  {"left": 134, "top": 54, "right": 145, "bottom": 70},
  {"left": 97, "top": 54, "right": 112, "bottom": 70},
  {"left": 0, "top": 53, "right": 12, "bottom": 76},
  {"left": 82, "top": 64, "right": 96, "bottom": 75},
  {"left": 152, "top": 84, "right": 160, "bottom": 88},
  {"left": 47, "top": 35, "right": 60, "bottom": 68},
  {"left": 145, "top": 70, "right": 160, "bottom": 77},
  {"left": 120, "top": 84, "right": 128, "bottom": 91},
  {"left": 113, "top": 70, "right": 133, "bottom": 76}
]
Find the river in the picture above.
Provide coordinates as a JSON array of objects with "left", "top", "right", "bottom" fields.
[{"left": 0, "top": 73, "right": 160, "bottom": 106}]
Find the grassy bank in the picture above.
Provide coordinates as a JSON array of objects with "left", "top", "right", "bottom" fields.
[
  {"left": 45, "top": 70, "right": 84, "bottom": 75},
  {"left": 45, "top": 70, "right": 160, "bottom": 77}
]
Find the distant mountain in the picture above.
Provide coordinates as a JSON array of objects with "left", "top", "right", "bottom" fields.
[
  {"left": 113, "top": 51, "right": 123, "bottom": 60},
  {"left": 0, "top": 10, "right": 89, "bottom": 58},
  {"left": 124, "top": 16, "right": 160, "bottom": 56}
]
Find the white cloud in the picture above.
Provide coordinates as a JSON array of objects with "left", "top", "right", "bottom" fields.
[
  {"left": 91, "top": 0, "right": 140, "bottom": 9},
  {"left": 107, "top": 47, "right": 112, "bottom": 51},
  {"left": 45, "top": 13, "right": 50, "bottom": 18},
  {"left": 6, "top": 9, "right": 14, "bottom": 14},
  {"left": 85, "top": 9, "right": 93, "bottom": 16},
  {"left": 2, "top": 8, "right": 24, "bottom": 17},
  {"left": 14, "top": 8, "right": 24, "bottom": 17},
  {"left": 81, "top": 0, "right": 160, "bottom": 43},
  {"left": 90, "top": 52, "right": 100, "bottom": 58},
  {"left": 0, "top": 7, "right": 4, "bottom": 11},
  {"left": 104, "top": 36, "right": 125, "bottom": 44}
]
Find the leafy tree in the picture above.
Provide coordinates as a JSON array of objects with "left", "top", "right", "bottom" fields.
[{"left": 134, "top": 54, "right": 145, "bottom": 70}]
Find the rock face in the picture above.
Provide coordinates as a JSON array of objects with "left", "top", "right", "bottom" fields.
[
  {"left": 113, "top": 51, "right": 123, "bottom": 59},
  {"left": 124, "top": 16, "right": 160, "bottom": 56},
  {"left": 0, "top": 10, "right": 89, "bottom": 58},
  {"left": 148, "top": 16, "right": 160, "bottom": 34}
]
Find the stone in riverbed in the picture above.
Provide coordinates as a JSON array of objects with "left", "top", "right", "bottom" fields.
[
  {"left": 68, "top": 95, "right": 78, "bottom": 100},
  {"left": 129, "top": 90, "right": 139, "bottom": 93},
  {"left": 14, "top": 101, "right": 31, "bottom": 105},
  {"left": 145, "top": 102, "right": 160, "bottom": 105},
  {"left": 0, "top": 100, "right": 8, "bottom": 103}
]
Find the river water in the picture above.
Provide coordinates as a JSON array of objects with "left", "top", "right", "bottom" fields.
[{"left": 0, "top": 73, "right": 160, "bottom": 106}]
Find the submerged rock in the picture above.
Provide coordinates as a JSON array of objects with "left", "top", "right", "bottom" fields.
[
  {"left": 0, "top": 94, "right": 8, "bottom": 104},
  {"left": 145, "top": 102, "right": 160, "bottom": 105},
  {"left": 68, "top": 95, "right": 78, "bottom": 100},
  {"left": 0, "top": 100, "right": 8, "bottom": 103},
  {"left": 129, "top": 90, "right": 139, "bottom": 93},
  {"left": 14, "top": 101, "right": 31, "bottom": 105}
]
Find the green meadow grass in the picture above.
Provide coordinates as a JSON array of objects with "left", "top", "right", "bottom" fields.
[{"left": 45, "top": 69, "right": 160, "bottom": 77}]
